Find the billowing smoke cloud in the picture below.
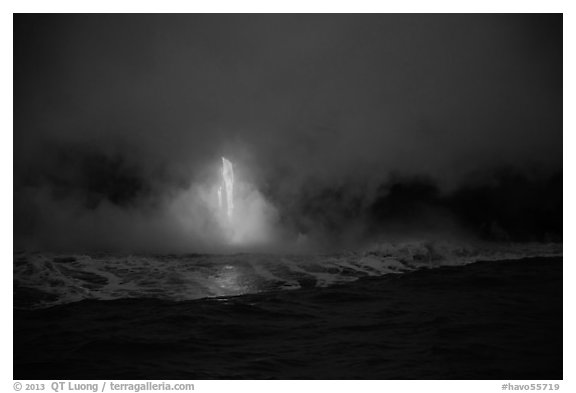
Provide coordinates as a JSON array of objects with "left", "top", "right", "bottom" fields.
[{"left": 14, "top": 14, "right": 562, "bottom": 252}]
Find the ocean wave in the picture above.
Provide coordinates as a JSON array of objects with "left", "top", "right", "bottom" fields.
[{"left": 13, "top": 241, "right": 562, "bottom": 309}]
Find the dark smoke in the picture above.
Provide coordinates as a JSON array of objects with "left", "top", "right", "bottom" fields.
[{"left": 14, "top": 14, "right": 562, "bottom": 252}]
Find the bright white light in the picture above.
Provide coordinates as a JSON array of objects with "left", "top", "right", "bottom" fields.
[
  {"left": 168, "top": 155, "right": 279, "bottom": 249},
  {"left": 212, "top": 155, "right": 278, "bottom": 246},
  {"left": 222, "top": 157, "right": 234, "bottom": 220}
]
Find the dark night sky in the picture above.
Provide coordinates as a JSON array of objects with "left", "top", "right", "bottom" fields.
[{"left": 13, "top": 14, "right": 562, "bottom": 252}]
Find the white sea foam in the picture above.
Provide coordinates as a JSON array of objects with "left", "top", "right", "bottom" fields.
[{"left": 13, "top": 241, "right": 562, "bottom": 309}]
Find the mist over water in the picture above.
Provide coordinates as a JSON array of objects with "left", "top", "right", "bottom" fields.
[
  {"left": 13, "top": 14, "right": 563, "bottom": 381},
  {"left": 14, "top": 14, "right": 562, "bottom": 253}
]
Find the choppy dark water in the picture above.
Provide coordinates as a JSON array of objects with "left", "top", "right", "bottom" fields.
[{"left": 14, "top": 256, "right": 562, "bottom": 379}]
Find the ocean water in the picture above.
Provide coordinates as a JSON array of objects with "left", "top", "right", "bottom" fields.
[{"left": 13, "top": 241, "right": 563, "bottom": 379}]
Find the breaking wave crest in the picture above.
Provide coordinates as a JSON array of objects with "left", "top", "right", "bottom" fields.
[{"left": 14, "top": 241, "right": 561, "bottom": 309}]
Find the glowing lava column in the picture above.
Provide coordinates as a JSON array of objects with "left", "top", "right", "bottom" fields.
[{"left": 222, "top": 157, "right": 234, "bottom": 221}]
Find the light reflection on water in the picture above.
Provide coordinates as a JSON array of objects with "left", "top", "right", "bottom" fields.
[
  {"left": 13, "top": 242, "right": 561, "bottom": 309},
  {"left": 210, "top": 264, "right": 254, "bottom": 297}
]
